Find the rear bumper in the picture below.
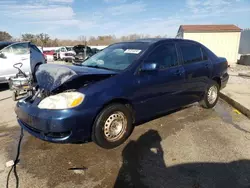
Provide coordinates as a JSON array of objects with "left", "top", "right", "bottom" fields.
[
  {"left": 221, "top": 72, "right": 229, "bottom": 89},
  {"left": 15, "top": 99, "right": 98, "bottom": 143}
]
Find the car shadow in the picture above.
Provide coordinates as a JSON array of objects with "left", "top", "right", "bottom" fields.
[{"left": 114, "top": 129, "right": 250, "bottom": 188}]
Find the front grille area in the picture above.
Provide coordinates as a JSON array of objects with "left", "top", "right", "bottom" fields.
[
  {"left": 45, "top": 131, "right": 71, "bottom": 138},
  {"left": 21, "top": 120, "right": 71, "bottom": 139}
]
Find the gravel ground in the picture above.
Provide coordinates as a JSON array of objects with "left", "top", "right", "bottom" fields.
[
  {"left": 1, "top": 98, "right": 250, "bottom": 188},
  {"left": 229, "top": 64, "right": 250, "bottom": 75}
]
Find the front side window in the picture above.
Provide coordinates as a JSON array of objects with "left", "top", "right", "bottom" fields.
[
  {"left": 201, "top": 48, "right": 208, "bottom": 61},
  {"left": 180, "top": 43, "right": 203, "bottom": 64},
  {"left": 145, "top": 43, "right": 178, "bottom": 69},
  {"left": 11, "top": 43, "right": 29, "bottom": 55},
  {"left": 82, "top": 42, "right": 149, "bottom": 71}
]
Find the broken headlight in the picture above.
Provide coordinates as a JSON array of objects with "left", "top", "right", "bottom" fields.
[{"left": 38, "top": 92, "right": 85, "bottom": 109}]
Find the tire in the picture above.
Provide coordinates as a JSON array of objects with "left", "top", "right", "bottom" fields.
[
  {"left": 200, "top": 80, "right": 219, "bottom": 109},
  {"left": 92, "top": 104, "right": 134, "bottom": 149}
]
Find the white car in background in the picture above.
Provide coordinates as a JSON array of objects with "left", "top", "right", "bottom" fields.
[
  {"left": 54, "top": 46, "right": 76, "bottom": 61},
  {"left": 0, "top": 41, "right": 46, "bottom": 83}
]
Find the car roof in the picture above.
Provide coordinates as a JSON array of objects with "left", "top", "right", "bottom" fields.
[
  {"left": 0, "top": 41, "right": 15, "bottom": 50},
  {"left": 109, "top": 38, "right": 201, "bottom": 49},
  {"left": 135, "top": 38, "right": 198, "bottom": 44},
  {"left": 0, "top": 41, "right": 32, "bottom": 51}
]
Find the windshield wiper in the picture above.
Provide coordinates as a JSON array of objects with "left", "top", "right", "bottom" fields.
[{"left": 83, "top": 65, "right": 117, "bottom": 71}]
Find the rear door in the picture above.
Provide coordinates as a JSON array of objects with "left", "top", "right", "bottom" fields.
[
  {"left": 177, "top": 42, "right": 212, "bottom": 102},
  {"left": 11, "top": 43, "right": 31, "bottom": 73},
  {"left": 133, "top": 42, "right": 186, "bottom": 118},
  {"left": 0, "top": 45, "right": 13, "bottom": 78},
  {"left": 0, "top": 43, "right": 30, "bottom": 78}
]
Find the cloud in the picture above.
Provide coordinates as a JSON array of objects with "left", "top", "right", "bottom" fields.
[
  {"left": 104, "top": 0, "right": 126, "bottom": 3},
  {"left": 27, "top": 0, "right": 74, "bottom": 4},
  {"left": 0, "top": 1, "right": 75, "bottom": 21},
  {"left": 107, "top": 1, "right": 146, "bottom": 16},
  {"left": 185, "top": 0, "right": 250, "bottom": 19},
  {"left": 186, "top": 0, "right": 231, "bottom": 14},
  {"left": 48, "top": 0, "right": 74, "bottom": 3}
]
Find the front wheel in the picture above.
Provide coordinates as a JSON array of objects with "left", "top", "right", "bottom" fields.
[
  {"left": 92, "top": 104, "right": 134, "bottom": 149},
  {"left": 200, "top": 81, "right": 219, "bottom": 109}
]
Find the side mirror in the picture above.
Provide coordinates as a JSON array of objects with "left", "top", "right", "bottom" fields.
[
  {"left": 141, "top": 63, "right": 158, "bottom": 72},
  {"left": 0, "top": 52, "right": 6, "bottom": 59}
]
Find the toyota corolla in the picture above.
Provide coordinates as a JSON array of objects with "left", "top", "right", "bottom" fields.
[{"left": 15, "top": 38, "right": 229, "bottom": 149}]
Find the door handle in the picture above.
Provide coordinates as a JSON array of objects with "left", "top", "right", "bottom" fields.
[
  {"left": 21, "top": 58, "right": 28, "bottom": 60},
  {"left": 205, "top": 63, "right": 209, "bottom": 68}
]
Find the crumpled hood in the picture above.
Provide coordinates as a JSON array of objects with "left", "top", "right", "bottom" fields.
[{"left": 35, "top": 64, "right": 117, "bottom": 92}]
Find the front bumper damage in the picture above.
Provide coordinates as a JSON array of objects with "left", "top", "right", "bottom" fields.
[{"left": 15, "top": 97, "right": 98, "bottom": 143}]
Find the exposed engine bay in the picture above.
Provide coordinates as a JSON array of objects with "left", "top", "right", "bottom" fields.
[{"left": 31, "top": 63, "right": 116, "bottom": 101}]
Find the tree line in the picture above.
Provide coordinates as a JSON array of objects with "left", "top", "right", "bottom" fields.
[{"left": 0, "top": 31, "right": 167, "bottom": 47}]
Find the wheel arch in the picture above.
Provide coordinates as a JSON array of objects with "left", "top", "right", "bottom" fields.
[
  {"left": 212, "top": 76, "right": 221, "bottom": 89},
  {"left": 100, "top": 98, "right": 135, "bottom": 123}
]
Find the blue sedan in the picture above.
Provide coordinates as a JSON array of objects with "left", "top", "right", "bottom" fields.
[{"left": 15, "top": 38, "right": 229, "bottom": 149}]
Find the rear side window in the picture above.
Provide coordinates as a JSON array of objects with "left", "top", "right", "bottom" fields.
[
  {"left": 145, "top": 43, "right": 178, "bottom": 69},
  {"left": 180, "top": 43, "right": 203, "bottom": 64},
  {"left": 201, "top": 48, "right": 208, "bottom": 60},
  {"left": 30, "top": 44, "right": 41, "bottom": 53}
]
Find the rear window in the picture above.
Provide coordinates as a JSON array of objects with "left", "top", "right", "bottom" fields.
[{"left": 180, "top": 43, "right": 203, "bottom": 64}]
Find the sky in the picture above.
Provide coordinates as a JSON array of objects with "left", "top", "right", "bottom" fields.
[{"left": 0, "top": 0, "right": 250, "bottom": 39}]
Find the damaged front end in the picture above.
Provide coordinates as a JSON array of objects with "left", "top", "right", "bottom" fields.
[{"left": 32, "top": 64, "right": 116, "bottom": 100}]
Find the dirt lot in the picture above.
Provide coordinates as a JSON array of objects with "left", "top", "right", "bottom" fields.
[{"left": 1, "top": 83, "right": 250, "bottom": 188}]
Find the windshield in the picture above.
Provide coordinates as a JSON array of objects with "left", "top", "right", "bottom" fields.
[
  {"left": 66, "top": 47, "right": 73, "bottom": 51},
  {"left": 82, "top": 42, "right": 149, "bottom": 71}
]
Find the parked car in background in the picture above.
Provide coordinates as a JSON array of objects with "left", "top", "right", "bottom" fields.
[
  {"left": 54, "top": 46, "right": 75, "bottom": 61},
  {"left": 72, "top": 45, "right": 94, "bottom": 65},
  {"left": 43, "top": 50, "right": 54, "bottom": 62},
  {"left": 15, "top": 38, "right": 229, "bottom": 149},
  {"left": 91, "top": 48, "right": 101, "bottom": 54},
  {"left": 0, "top": 41, "right": 46, "bottom": 84}
]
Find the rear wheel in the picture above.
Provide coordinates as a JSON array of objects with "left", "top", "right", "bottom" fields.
[
  {"left": 92, "top": 104, "right": 134, "bottom": 149},
  {"left": 200, "top": 81, "right": 219, "bottom": 109}
]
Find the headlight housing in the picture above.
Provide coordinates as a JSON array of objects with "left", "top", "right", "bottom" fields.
[{"left": 38, "top": 92, "right": 85, "bottom": 109}]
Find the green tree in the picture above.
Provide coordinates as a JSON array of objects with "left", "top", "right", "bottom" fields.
[
  {"left": 21, "top": 33, "right": 37, "bottom": 43},
  {"left": 0, "top": 31, "right": 12, "bottom": 41},
  {"left": 36, "top": 33, "right": 50, "bottom": 47}
]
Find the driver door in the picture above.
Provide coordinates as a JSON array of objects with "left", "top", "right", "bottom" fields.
[{"left": 133, "top": 43, "right": 186, "bottom": 120}]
